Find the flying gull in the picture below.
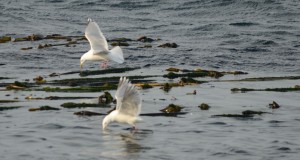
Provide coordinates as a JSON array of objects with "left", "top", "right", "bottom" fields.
[{"left": 80, "top": 18, "right": 124, "bottom": 68}]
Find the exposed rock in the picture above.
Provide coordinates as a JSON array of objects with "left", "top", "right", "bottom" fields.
[
  {"left": 33, "top": 76, "right": 45, "bottom": 84},
  {"left": 160, "top": 83, "right": 172, "bottom": 92},
  {"left": 98, "top": 91, "right": 114, "bottom": 104},
  {"left": 137, "top": 36, "right": 154, "bottom": 42},
  {"left": 198, "top": 103, "right": 210, "bottom": 110},
  {"left": 269, "top": 101, "right": 280, "bottom": 109},
  {"left": 160, "top": 104, "right": 182, "bottom": 113}
]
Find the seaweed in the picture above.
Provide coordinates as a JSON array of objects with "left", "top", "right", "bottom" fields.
[
  {"left": 42, "top": 83, "right": 117, "bottom": 92},
  {"left": 0, "top": 106, "right": 21, "bottom": 111},
  {"left": 180, "top": 77, "right": 204, "bottom": 84},
  {"left": 52, "top": 75, "right": 155, "bottom": 86},
  {"left": 74, "top": 110, "right": 106, "bottom": 116},
  {"left": 213, "top": 109, "right": 268, "bottom": 118},
  {"left": 227, "top": 76, "right": 300, "bottom": 82},
  {"left": 25, "top": 96, "right": 95, "bottom": 100},
  {"left": 0, "top": 36, "right": 11, "bottom": 43},
  {"left": 212, "top": 114, "right": 254, "bottom": 118},
  {"left": 21, "top": 47, "right": 33, "bottom": 50},
  {"left": 231, "top": 85, "right": 300, "bottom": 92},
  {"left": 166, "top": 67, "right": 180, "bottom": 72},
  {"left": 61, "top": 102, "right": 110, "bottom": 108},
  {"left": 6, "top": 81, "right": 29, "bottom": 90},
  {"left": 0, "top": 77, "right": 11, "bottom": 80},
  {"left": 163, "top": 70, "right": 224, "bottom": 79},
  {"left": 29, "top": 106, "right": 60, "bottom": 112},
  {"left": 140, "top": 83, "right": 153, "bottom": 89},
  {"left": 110, "top": 42, "right": 129, "bottom": 46},
  {"left": 0, "top": 100, "right": 19, "bottom": 103},
  {"left": 242, "top": 110, "right": 268, "bottom": 115},
  {"left": 73, "top": 110, "right": 188, "bottom": 117},
  {"left": 79, "top": 67, "right": 140, "bottom": 77},
  {"left": 109, "top": 37, "right": 132, "bottom": 42}
]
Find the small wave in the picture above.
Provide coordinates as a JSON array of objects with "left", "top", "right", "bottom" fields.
[
  {"left": 243, "top": 47, "right": 270, "bottom": 52},
  {"left": 37, "top": 123, "right": 65, "bottom": 129},
  {"left": 229, "top": 22, "right": 259, "bottom": 27},
  {"left": 253, "top": 39, "right": 278, "bottom": 46},
  {"left": 207, "top": 122, "right": 227, "bottom": 125}
]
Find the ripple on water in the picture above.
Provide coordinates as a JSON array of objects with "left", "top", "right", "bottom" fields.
[{"left": 36, "top": 123, "right": 66, "bottom": 130}]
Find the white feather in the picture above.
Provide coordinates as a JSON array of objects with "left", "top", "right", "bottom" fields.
[{"left": 102, "top": 77, "right": 142, "bottom": 130}]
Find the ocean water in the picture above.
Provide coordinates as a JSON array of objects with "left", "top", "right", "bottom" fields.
[{"left": 1, "top": 0, "right": 300, "bottom": 160}]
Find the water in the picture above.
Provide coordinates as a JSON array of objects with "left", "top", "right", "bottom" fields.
[{"left": 1, "top": 0, "right": 300, "bottom": 159}]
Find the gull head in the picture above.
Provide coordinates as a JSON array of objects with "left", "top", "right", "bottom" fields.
[
  {"left": 102, "top": 115, "right": 112, "bottom": 130},
  {"left": 80, "top": 56, "right": 86, "bottom": 69}
]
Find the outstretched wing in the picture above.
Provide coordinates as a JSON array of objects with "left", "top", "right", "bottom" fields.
[
  {"left": 115, "top": 77, "right": 141, "bottom": 117},
  {"left": 85, "top": 18, "right": 109, "bottom": 53}
]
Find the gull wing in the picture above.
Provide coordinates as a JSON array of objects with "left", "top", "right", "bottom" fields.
[
  {"left": 85, "top": 18, "right": 109, "bottom": 53},
  {"left": 115, "top": 77, "right": 141, "bottom": 117}
]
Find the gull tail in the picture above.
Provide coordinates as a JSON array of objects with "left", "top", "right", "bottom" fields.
[{"left": 108, "top": 46, "right": 124, "bottom": 64}]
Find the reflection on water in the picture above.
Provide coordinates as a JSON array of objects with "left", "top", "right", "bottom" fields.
[{"left": 100, "top": 129, "right": 153, "bottom": 159}]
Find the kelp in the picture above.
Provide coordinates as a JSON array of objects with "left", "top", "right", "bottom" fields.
[
  {"left": 6, "top": 81, "right": 29, "bottom": 90},
  {"left": 163, "top": 70, "right": 224, "bottom": 79},
  {"left": 0, "top": 106, "right": 21, "bottom": 111},
  {"left": 0, "top": 36, "right": 11, "bottom": 43},
  {"left": 61, "top": 102, "right": 110, "bottom": 108},
  {"left": 73, "top": 110, "right": 188, "bottom": 117},
  {"left": 213, "top": 110, "right": 269, "bottom": 118},
  {"left": 79, "top": 67, "right": 141, "bottom": 77},
  {"left": 41, "top": 83, "right": 117, "bottom": 92},
  {"left": 231, "top": 85, "right": 300, "bottom": 92},
  {"left": 228, "top": 76, "right": 300, "bottom": 82},
  {"left": 29, "top": 106, "right": 60, "bottom": 111},
  {"left": 52, "top": 75, "right": 155, "bottom": 86},
  {"left": 0, "top": 100, "right": 19, "bottom": 103}
]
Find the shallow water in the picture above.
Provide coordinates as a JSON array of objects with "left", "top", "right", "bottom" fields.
[{"left": 1, "top": 0, "right": 300, "bottom": 160}]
